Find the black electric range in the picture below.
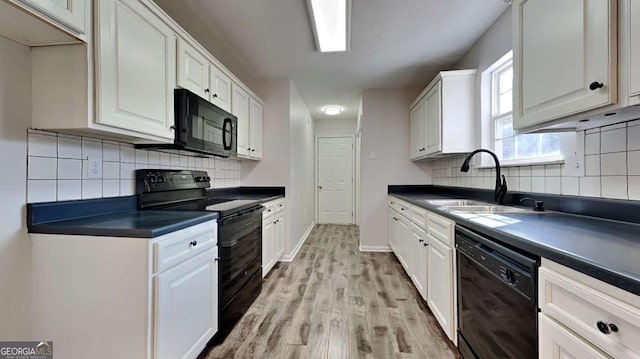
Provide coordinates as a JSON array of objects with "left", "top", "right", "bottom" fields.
[{"left": 136, "top": 169, "right": 263, "bottom": 344}]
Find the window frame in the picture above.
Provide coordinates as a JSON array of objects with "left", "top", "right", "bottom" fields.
[{"left": 482, "top": 51, "right": 565, "bottom": 167}]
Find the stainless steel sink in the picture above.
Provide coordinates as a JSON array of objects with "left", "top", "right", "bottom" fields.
[
  {"left": 424, "top": 199, "right": 488, "bottom": 206},
  {"left": 441, "top": 205, "right": 533, "bottom": 214}
]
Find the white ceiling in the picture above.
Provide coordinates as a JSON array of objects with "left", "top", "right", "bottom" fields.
[{"left": 153, "top": 0, "right": 508, "bottom": 121}]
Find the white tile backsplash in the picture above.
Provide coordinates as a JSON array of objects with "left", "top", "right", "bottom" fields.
[
  {"left": 28, "top": 133, "right": 57, "bottom": 157},
  {"left": 57, "top": 159, "right": 82, "bottom": 180},
  {"left": 601, "top": 126, "right": 627, "bottom": 153},
  {"left": 28, "top": 157, "right": 57, "bottom": 180},
  {"left": 57, "top": 180, "right": 81, "bottom": 201},
  {"left": 27, "top": 129, "right": 241, "bottom": 202},
  {"left": 600, "top": 152, "right": 626, "bottom": 176},
  {"left": 27, "top": 180, "right": 57, "bottom": 203},
  {"left": 57, "top": 136, "right": 82, "bottom": 159},
  {"left": 431, "top": 120, "right": 640, "bottom": 201}
]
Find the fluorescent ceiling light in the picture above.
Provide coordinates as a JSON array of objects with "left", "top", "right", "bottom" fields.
[
  {"left": 323, "top": 106, "right": 343, "bottom": 116},
  {"left": 308, "top": 0, "right": 351, "bottom": 52}
]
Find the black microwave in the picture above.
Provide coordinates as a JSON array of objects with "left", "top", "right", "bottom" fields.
[{"left": 137, "top": 88, "right": 237, "bottom": 158}]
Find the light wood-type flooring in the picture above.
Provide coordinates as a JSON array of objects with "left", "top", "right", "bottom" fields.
[{"left": 202, "top": 224, "right": 458, "bottom": 359}]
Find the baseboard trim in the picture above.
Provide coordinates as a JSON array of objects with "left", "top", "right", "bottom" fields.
[
  {"left": 359, "top": 245, "right": 392, "bottom": 252},
  {"left": 281, "top": 221, "right": 315, "bottom": 262}
]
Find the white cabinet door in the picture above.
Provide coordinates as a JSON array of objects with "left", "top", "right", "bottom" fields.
[
  {"left": 396, "top": 215, "right": 411, "bottom": 274},
  {"left": 155, "top": 249, "right": 218, "bottom": 359},
  {"left": 513, "top": 0, "right": 616, "bottom": 130},
  {"left": 409, "top": 99, "right": 425, "bottom": 160},
  {"left": 539, "top": 314, "right": 612, "bottom": 359},
  {"left": 14, "top": 0, "right": 86, "bottom": 35},
  {"left": 262, "top": 219, "right": 274, "bottom": 277},
  {"left": 411, "top": 225, "right": 427, "bottom": 300},
  {"left": 427, "top": 234, "right": 454, "bottom": 341},
  {"left": 249, "top": 97, "right": 263, "bottom": 159},
  {"left": 274, "top": 212, "right": 284, "bottom": 260},
  {"left": 96, "top": 0, "right": 176, "bottom": 140},
  {"left": 210, "top": 65, "right": 232, "bottom": 113},
  {"left": 424, "top": 83, "right": 442, "bottom": 155},
  {"left": 630, "top": 0, "right": 640, "bottom": 98},
  {"left": 232, "top": 83, "right": 250, "bottom": 157},
  {"left": 177, "top": 39, "right": 209, "bottom": 100},
  {"left": 388, "top": 210, "right": 397, "bottom": 254}
]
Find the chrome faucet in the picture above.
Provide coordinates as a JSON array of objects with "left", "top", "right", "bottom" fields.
[{"left": 460, "top": 149, "right": 507, "bottom": 205}]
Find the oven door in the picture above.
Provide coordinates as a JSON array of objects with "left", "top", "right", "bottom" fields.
[
  {"left": 218, "top": 206, "right": 262, "bottom": 306},
  {"left": 457, "top": 245, "right": 537, "bottom": 359},
  {"left": 175, "top": 89, "right": 237, "bottom": 157}
]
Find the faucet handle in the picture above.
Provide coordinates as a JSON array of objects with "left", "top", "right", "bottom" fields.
[{"left": 520, "top": 197, "right": 544, "bottom": 211}]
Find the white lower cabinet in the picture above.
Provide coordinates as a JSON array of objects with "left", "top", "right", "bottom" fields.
[
  {"left": 387, "top": 196, "right": 456, "bottom": 343},
  {"left": 262, "top": 218, "right": 275, "bottom": 277},
  {"left": 262, "top": 198, "right": 285, "bottom": 277},
  {"left": 156, "top": 249, "right": 218, "bottom": 359},
  {"left": 538, "top": 259, "right": 640, "bottom": 359},
  {"left": 411, "top": 224, "right": 428, "bottom": 300},
  {"left": 427, "top": 233, "right": 454, "bottom": 341},
  {"left": 539, "top": 314, "right": 612, "bottom": 359},
  {"left": 31, "top": 220, "right": 218, "bottom": 359}
]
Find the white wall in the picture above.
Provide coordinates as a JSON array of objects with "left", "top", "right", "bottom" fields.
[
  {"left": 241, "top": 80, "right": 315, "bottom": 258},
  {"left": 241, "top": 80, "right": 290, "bottom": 187},
  {"left": 0, "top": 36, "right": 31, "bottom": 339},
  {"left": 288, "top": 83, "right": 315, "bottom": 253},
  {"left": 360, "top": 88, "right": 432, "bottom": 249},
  {"left": 314, "top": 118, "right": 356, "bottom": 137}
]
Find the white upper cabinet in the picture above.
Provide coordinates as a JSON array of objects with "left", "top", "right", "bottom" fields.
[
  {"left": 1, "top": 0, "right": 88, "bottom": 44},
  {"left": 409, "top": 70, "right": 476, "bottom": 160},
  {"left": 14, "top": 0, "right": 86, "bottom": 36},
  {"left": 513, "top": 0, "right": 617, "bottom": 131},
  {"left": 630, "top": 0, "right": 640, "bottom": 99},
  {"left": 249, "top": 97, "right": 263, "bottom": 159},
  {"left": 96, "top": 0, "right": 176, "bottom": 140},
  {"left": 424, "top": 83, "right": 442, "bottom": 155},
  {"left": 210, "top": 65, "right": 232, "bottom": 113},
  {"left": 177, "top": 38, "right": 232, "bottom": 113},
  {"left": 232, "top": 83, "right": 263, "bottom": 160},
  {"left": 232, "top": 83, "right": 250, "bottom": 157},
  {"left": 177, "top": 39, "right": 210, "bottom": 100},
  {"left": 409, "top": 100, "right": 426, "bottom": 159}
]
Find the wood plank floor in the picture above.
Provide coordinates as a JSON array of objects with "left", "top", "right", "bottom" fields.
[{"left": 202, "top": 224, "right": 458, "bottom": 359}]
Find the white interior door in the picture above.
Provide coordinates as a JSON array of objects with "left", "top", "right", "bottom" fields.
[{"left": 317, "top": 137, "right": 354, "bottom": 224}]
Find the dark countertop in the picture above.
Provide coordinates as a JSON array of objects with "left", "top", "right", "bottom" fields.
[
  {"left": 389, "top": 191, "right": 640, "bottom": 296},
  {"left": 29, "top": 210, "right": 219, "bottom": 238},
  {"left": 27, "top": 196, "right": 219, "bottom": 238}
]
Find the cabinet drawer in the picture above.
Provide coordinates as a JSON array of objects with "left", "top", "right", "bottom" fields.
[
  {"left": 427, "top": 213, "right": 454, "bottom": 247},
  {"left": 263, "top": 201, "right": 276, "bottom": 219},
  {"left": 410, "top": 206, "right": 427, "bottom": 228},
  {"left": 539, "top": 267, "right": 640, "bottom": 358},
  {"left": 154, "top": 220, "right": 217, "bottom": 273},
  {"left": 389, "top": 197, "right": 412, "bottom": 218},
  {"left": 274, "top": 198, "right": 285, "bottom": 213}
]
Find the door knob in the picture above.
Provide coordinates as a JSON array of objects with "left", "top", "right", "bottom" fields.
[{"left": 589, "top": 81, "right": 604, "bottom": 91}]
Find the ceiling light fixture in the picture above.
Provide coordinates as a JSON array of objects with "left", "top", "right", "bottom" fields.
[
  {"left": 323, "top": 106, "right": 343, "bottom": 116},
  {"left": 307, "top": 0, "right": 351, "bottom": 52}
]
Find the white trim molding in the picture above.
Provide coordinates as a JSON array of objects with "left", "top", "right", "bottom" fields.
[
  {"left": 359, "top": 245, "right": 392, "bottom": 253},
  {"left": 281, "top": 221, "right": 316, "bottom": 262}
]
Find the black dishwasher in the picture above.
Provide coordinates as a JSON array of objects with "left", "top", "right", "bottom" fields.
[{"left": 456, "top": 226, "right": 539, "bottom": 359}]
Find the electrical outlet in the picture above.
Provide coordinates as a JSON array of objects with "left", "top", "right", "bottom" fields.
[{"left": 88, "top": 157, "right": 102, "bottom": 178}]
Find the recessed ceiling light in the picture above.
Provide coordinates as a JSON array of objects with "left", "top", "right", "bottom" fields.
[
  {"left": 323, "top": 106, "right": 343, "bottom": 116},
  {"left": 307, "top": 0, "right": 351, "bottom": 52}
]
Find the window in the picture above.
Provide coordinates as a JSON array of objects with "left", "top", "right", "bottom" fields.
[{"left": 490, "top": 53, "right": 562, "bottom": 163}]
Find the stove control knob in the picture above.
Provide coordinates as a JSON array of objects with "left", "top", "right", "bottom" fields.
[{"left": 148, "top": 175, "right": 158, "bottom": 184}]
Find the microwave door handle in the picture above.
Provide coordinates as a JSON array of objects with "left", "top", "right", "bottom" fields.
[{"left": 223, "top": 118, "right": 232, "bottom": 150}]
